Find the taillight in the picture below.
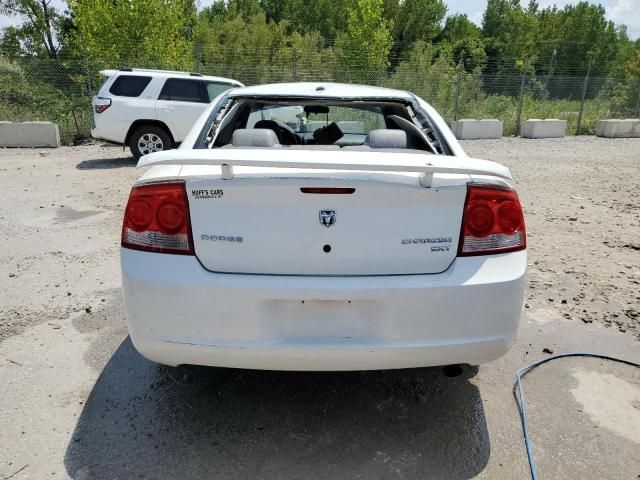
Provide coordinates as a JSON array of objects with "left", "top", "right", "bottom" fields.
[
  {"left": 121, "top": 182, "right": 194, "bottom": 255},
  {"left": 458, "top": 184, "right": 526, "bottom": 256},
  {"left": 94, "top": 97, "right": 111, "bottom": 113}
]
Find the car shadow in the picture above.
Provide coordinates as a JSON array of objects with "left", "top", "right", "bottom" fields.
[
  {"left": 76, "top": 157, "right": 137, "bottom": 170},
  {"left": 64, "top": 338, "right": 490, "bottom": 479}
]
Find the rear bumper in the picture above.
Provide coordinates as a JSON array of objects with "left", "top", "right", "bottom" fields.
[
  {"left": 121, "top": 249, "right": 526, "bottom": 370},
  {"left": 90, "top": 132, "right": 120, "bottom": 145},
  {"left": 91, "top": 121, "right": 127, "bottom": 145}
]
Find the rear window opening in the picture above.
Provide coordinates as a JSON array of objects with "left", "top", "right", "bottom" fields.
[
  {"left": 203, "top": 99, "right": 445, "bottom": 154},
  {"left": 109, "top": 75, "right": 152, "bottom": 97}
]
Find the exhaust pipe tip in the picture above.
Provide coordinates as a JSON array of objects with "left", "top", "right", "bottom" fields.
[{"left": 442, "top": 364, "right": 464, "bottom": 378}]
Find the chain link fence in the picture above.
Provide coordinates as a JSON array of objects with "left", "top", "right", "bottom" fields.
[{"left": 1, "top": 51, "right": 639, "bottom": 144}]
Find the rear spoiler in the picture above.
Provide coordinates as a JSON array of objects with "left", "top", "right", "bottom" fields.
[{"left": 137, "top": 149, "right": 512, "bottom": 187}]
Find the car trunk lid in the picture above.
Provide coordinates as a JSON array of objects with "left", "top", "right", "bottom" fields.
[
  {"left": 139, "top": 148, "right": 512, "bottom": 275},
  {"left": 186, "top": 174, "right": 467, "bottom": 275}
]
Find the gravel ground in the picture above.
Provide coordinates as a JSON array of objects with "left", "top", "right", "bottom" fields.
[
  {"left": 0, "top": 146, "right": 138, "bottom": 341},
  {"left": 0, "top": 138, "right": 639, "bottom": 480},
  {"left": 462, "top": 136, "right": 640, "bottom": 337}
]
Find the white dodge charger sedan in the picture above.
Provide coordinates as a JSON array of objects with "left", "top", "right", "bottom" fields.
[{"left": 120, "top": 82, "right": 526, "bottom": 371}]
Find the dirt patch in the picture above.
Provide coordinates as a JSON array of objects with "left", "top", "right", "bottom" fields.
[
  {"left": 55, "top": 206, "right": 102, "bottom": 223},
  {"left": 570, "top": 367, "right": 640, "bottom": 444}
]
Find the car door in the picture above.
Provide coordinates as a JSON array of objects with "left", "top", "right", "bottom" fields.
[{"left": 155, "top": 78, "right": 208, "bottom": 143}]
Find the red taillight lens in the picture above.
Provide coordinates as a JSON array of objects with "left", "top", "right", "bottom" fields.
[
  {"left": 458, "top": 184, "right": 526, "bottom": 256},
  {"left": 497, "top": 201, "right": 521, "bottom": 235},
  {"left": 157, "top": 202, "right": 185, "bottom": 233},
  {"left": 121, "top": 182, "right": 194, "bottom": 255},
  {"left": 465, "top": 202, "right": 494, "bottom": 237},
  {"left": 94, "top": 97, "right": 111, "bottom": 113},
  {"left": 127, "top": 200, "right": 152, "bottom": 230}
]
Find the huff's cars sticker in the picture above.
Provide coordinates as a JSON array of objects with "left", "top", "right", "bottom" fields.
[{"left": 192, "top": 189, "right": 223, "bottom": 199}]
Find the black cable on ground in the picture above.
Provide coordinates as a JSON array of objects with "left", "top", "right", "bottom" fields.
[{"left": 514, "top": 352, "right": 640, "bottom": 480}]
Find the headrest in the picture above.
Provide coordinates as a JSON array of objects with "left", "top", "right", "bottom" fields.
[
  {"left": 365, "top": 129, "right": 408, "bottom": 149},
  {"left": 231, "top": 129, "right": 280, "bottom": 147}
]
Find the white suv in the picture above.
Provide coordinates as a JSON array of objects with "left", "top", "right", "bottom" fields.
[{"left": 91, "top": 68, "right": 243, "bottom": 158}]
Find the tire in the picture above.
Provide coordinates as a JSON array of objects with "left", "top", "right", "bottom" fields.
[{"left": 129, "top": 125, "right": 172, "bottom": 159}]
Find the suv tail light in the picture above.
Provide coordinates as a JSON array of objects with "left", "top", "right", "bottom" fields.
[
  {"left": 458, "top": 184, "right": 526, "bottom": 256},
  {"left": 121, "top": 182, "right": 194, "bottom": 255},
  {"left": 94, "top": 97, "right": 111, "bottom": 113}
]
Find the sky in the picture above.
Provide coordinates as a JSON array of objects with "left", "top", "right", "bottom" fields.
[{"left": 1, "top": 0, "right": 639, "bottom": 40}]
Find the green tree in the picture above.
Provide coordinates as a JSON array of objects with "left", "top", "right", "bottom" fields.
[
  {"left": 228, "top": 0, "right": 263, "bottom": 21},
  {"left": 195, "top": 10, "right": 291, "bottom": 84},
  {"left": 68, "top": 0, "right": 196, "bottom": 69},
  {"left": 436, "top": 14, "right": 482, "bottom": 44},
  {"left": 387, "top": 40, "right": 477, "bottom": 112},
  {"left": 0, "top": 0, "right": 63, "bottom": 57},
  {"left": 381, "top": 0, "right": 401, "bottom": 27},
  {"left": 608, "top": 27, "right": 638, "bottom": 77},
  {"left": 481, "top": 0, "right": 539, "bottom": 76},
  {"left": 536, "top": 2, "right": 619, "bottom": 77},
  {"left": 262, "top": 0, "right": 353, "bottom": 40},
  {"left": 289, "top": 30, "right": 338, "bottom": 81},
  {"left": 433, "top": 15, "right": 485, "bottom": 73},
  {"left": 259, "top": 0, "right": 285, "bottom": 23},
  {"left": 199, "top": 0, "right": 228, "bottom": 22},
  {"left": 626, "top": 48, "right": 640, "bottom": 77},
  {"left": 395, "top": 0, "right": 446, "bottom": 45},
  {"left": 482, "top": 0, "right": 516, "bottom": 39},
  {"left": 334, "top": 0, "right": 393, "bottom": 78},
  {"left": 0, "top": 26, "right": 23, "bottom": 56},
  {"left": 449, "top": 37, "right": 486, "bottom": 72}
]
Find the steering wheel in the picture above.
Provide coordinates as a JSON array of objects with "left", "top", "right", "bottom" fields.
[{"left": 386, "top": 115, "right": 438, "bottom": 154}]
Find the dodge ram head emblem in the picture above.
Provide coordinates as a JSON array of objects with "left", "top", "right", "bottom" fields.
[{"left": 319, "top": 210, "right": 336, "bottom": 227}]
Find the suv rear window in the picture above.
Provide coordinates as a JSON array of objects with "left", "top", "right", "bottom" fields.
[
  {"left": 159, "top": 79, "right": 206, "bottom": 103},
  {"left": 109, "top": 75, "right": 152, "bottom": 97},
  {"left": 205, "top": 82, "right": 233, "bottom": 102}
]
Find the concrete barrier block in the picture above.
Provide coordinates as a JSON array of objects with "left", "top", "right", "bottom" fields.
[
  {"left": 520, "top": 119, "right": 567, "bottom": 138},
  {"left": 0, "top": 121, "right": 60, "bottom": 148},
  {"left": 451, "top": 119, "right": 503, "bottom": 139},
  {"left": 596, "top": 119, "right": 640, "bottom": 138}
]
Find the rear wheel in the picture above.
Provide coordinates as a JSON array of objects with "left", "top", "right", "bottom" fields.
[{"left": 129, "top": 125, "right": 172, "bottom": 159}]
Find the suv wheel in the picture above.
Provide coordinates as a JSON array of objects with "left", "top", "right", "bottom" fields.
[{"left": 129, "top": 125, "right": 172, "bottom": 159}]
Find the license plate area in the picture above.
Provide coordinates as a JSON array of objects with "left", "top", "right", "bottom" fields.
[{"left": 264, "top": 299, "right": 382, "bottom": 341}]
